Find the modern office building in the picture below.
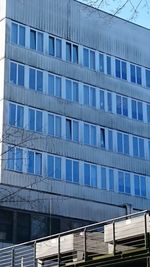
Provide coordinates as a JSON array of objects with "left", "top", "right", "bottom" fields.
[{"left": 0, "top": 0, "right": 150, "bottom": 246}]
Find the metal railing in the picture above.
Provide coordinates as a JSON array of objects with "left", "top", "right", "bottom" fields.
[{"left": 0, "top": 210, "right": 149, "bottom": 267}]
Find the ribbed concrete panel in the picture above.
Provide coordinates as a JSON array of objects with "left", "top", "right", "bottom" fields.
[
  {"left": 6, "top": 45, "right": 150, "bottom": 103},
  {"left": 4, "top": 85, "right": 150, "bottom": 139},
  {"left": 5, "top": 0, "right": 150, "bottom": 67}
]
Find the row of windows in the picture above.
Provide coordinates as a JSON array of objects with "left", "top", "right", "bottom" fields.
[
  {"left": 9, "top": 61, "right": 150, "bottom": 124},
  {"left": 7, "top": 146, "right": 147, "bottom": 198},
  {"left": 10, "top": 21, "right": 150, "bottom": 89},
  {"left": 8, "top": 102, "right": 150, "bottom": 160}
]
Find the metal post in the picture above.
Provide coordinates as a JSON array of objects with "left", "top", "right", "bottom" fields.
[
  {"left": 33, "top": 241, "right": 36, "bottom": 267},
  {"left": 11, "top": 248, "right": 14, "bottom": 267},
  {"left": 112, "top": 221, "right": 116, "bottom": 255},
  {"left": 144, "top": 212, "right": 148, "bottom": 249},
  {"left": 84, "top": 228, "right": 87, "bottom": 261},
  {"left": 58, "top": 235, "right": 61, "bottom": 267}
]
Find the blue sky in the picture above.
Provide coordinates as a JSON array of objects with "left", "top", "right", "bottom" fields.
[{"left": 79, "top": 0, "right": 150, "bottom": 29}]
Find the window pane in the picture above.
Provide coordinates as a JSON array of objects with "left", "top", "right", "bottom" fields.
[
  {"left": 90, "top": 87, "right": 96, "bottom": 107},
  {"left": 100, "top": 90, "right": 105, "bottom": 110},
  {"left": 124, "top": 134, "right": 129, "bottom": 155},
  {"left": 138, "top": 102, "right": 143, "bottom": 121},
  {"left": 29, "top": 109, "right": 35, "bottom": 131},
  {"left": 109, "top": 169, "right": 114, "bottom": 191},
  {"left": 73, "top": 121, "right": 79, "bottom": 142},
  {"left": 125, "top": 173, "right": 130, "bottom": 193},
  {"left": 56, "top": 77, "right": 61, "bottom": 97},
  {"left": 37, "top": 71, "right": 43, "bottom": 92},
  {"left": 56, "top": 39, "right": 62, "bottom": 58},
  {"left": 84, "top": 164, "right": 90, "bottom": 186},
  {"left": 132, "top": 100, "right": 137, "bottom": 119},
  {"left": 134, "top": 175, "right": 140, "bottom": 195},
  {"left": 55, "top": 157, "right": 61, "bottom": 179},
  {"left": 48, "top": 74, "right": 54, "bottom": 96},
  {"left": 30, "top": 29, "right": 36, "bottom": 50},
  {"left": 118, "top": 171, "right": 124, "bottom": 192},
  {"left": 11, "top": 23, "right": 18, "bottom": 44},
  {"left": 90, "top": 51, "right": 95, "bottom": 70},
  {"left": 107, "top": 56, "right": 111, "bottom": 75},
  {"left": 37, "top": 32, "right": 43, "bottom": 52},
  {"left": 147, "top": 104, "right": 150, "bottom": 123},
  {"left": 130, "top": 64, "right": 135, "bottom": 83},
  {"left": 73, "top": 161, "right": 79, "bottom": 183},
  {"left": 66, "top": 159, "right": 72, "bottom": 181},
  {"left": 10, "top": 62, "right": 17, "bottom": 84},
  {"left": 9, "top": 104, "right": 16, "bottom": 126},
  {"left": 123, "top": 97, "right": 128, "bottom": 116},
  {"left": 146, "top": 70, "right": 150, "bottom": 88},
  {"left": 18, "top": 64, "right": 24, "bottom": 86},
  {"left": 133, "top": 137, "right": 138, "bottom": 157},
  {"left": 48, "top": 114, "right": 54, "bottom": 136},
  {"left": 99, "top": 53, "right": 104, "bottom": 72},
  {"left": 66, "top": 119, "right": 72, "bottom": 140},
  {"left": 35, "top": 153, "right": 42, "bottom": 175},
  {"left": 115, "top": 59, "right": 120, "bottom": 78},
  {"left": 73, "top": 45, "right": 78, "bottom": 64},
  {"left": 107, "top": 92, "right": 112, "bottom": 112},
  {"left": 140, "top": 176, "right": 146, "bottom": 197},
  {"left": 101, "top": 167, "right": 106, "bottom": 189},
  {"left": 91, "top": 125, "right": 96, "bottom": 146},
  {"left": 16, "top": 148, "right": 23, "bottom": 172},
  {"left": 84, "top": 124, "right": 89, "bottom": 144},
  {"left": 55, "top": 116, "right": 61, "bottom": 137},
  {"left": 122, "top": 61, "right": 127, "bottom": 80},
  {"left": 36, "top": 111, "right": 42, "bottom": 132},
  {"left": 66, "top": 80, "right": 72, "bottom": 100},
  {"left": 83, "top": 48, "right": 89, "bottom": 67},
  {"left": 84, "top": 85, "right": 89, "bottom": 105},
  {"left": 29, "top": 68, "right": 35, "bottom": 90},
  {"left": 47, "top": 155, "right": 54, "bottom": 178},
  {"left": 8, "top": 147, "right": 15, "bottom": 170},
  {"left": 139, "top": 138, "right": 144, "bottom": 158},
  {"left": 73, "top": 82, "right": 79, "bottom": 102},
  {"left": 108, "top": 130, "right": 113, "bottom": 151},
  {"left": 28, "top": 151, "right": 34, "bottom": 173},
  {"left": 49, "top": 36, "right": 54, "bottom": 56},
  {"left": 91, "top": 165, "right": 97, "bottom": 187},
  {"left": 66, "top": 42, "right": 71, "bottom": 61},
  {"left": 137, "top": 66, "right": 142, "bottom": 85},
  {"left": 116, "top": 95, "right": 121, "bottom": 114},
  {"left": 100, "top": 128, "right": 105, "bottom": 148},
  {"left": 17, "top": 106, "right": 24, "bottom": 128},
  {"left": 19, "top": 25, "right": 25, "bottom": 46},
  {"left": 117, "top": 132, "right": 123, "bottom": 153}
]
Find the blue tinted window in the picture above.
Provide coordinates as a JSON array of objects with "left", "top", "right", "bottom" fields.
[
  {"left": 125, "top": 173, "right": 130, "bottom": 193},
  {"left": 56, "top": 39, "right": 62, "bottom": 58},
  {"left": 118, "top": 171, "right": 124, "bottom": 192},
  {"left": 11, "top": 23, "right": 18, "bottom": 44},
  {"left": 107, "top": 92, "right": 112, "bottom": 112},
  {"left": 29, "top": 68, "right": 35, "bottom": 90},
  {"left": 73, "top": 161, "right": 79, "bottom": 183},
  {"left": 49, "top": 36, "right": 54, "bottom": 56},
  {"left": 133, "top": 137, "right": 138, "bottom": 157},
  {"left": 19, "top": 25, "right": 25, "bottom": 46},
  {"left": 141, "top": 176, "right": 146, "bottom": 197},
  {"left": 28, "top": 151, "right": 34, "bottom": 173},
  {"left": 116, "top": 95, "right": 121, "bottom": 114},
  {"left": 73, "top": 121, "right": 79, "bottom": 142},
  {"left": 84, "top": 85, "right": 89, "bottom": 105},
  {"left": 17, "top": 106, "right": 24, "bottom": 128},
  {"left": 55, "top": 157, "right": 61, "bottom": 179},
  {"left": 84, "top": 124, "right": 89, "bottom": 144},
  {"left": 36, "top": 111, "right": 42, "bottom": 132},
  {"left": 91, "top": 126, "right": 96, "bottom": 146},
  {"left": 101, "top": 167, "right": 106, "bottom": 189},
  {"left": 139, "top": 138, "right": 144, "bottom": 158},
  {"left": 35, "top": 153, "right": 42, "bottom": 175},
  {"left": 8, "top": 147, "right": 15, "bottom": 170},
  {"left": 109, "top": 169, "right": 114, "bottom": 191},
  {"left": 55, "top": 116, "right": 61, "bottom": 138},
  {"left": 99, "top": 53, "right": 104, "bottom": 72},
  {"left": 91, "top": 165, "right": 97, "bottom": 187},
  {"left": 122, "top": 61, "right": 127, "bottom": 80},
  {"left": 16, "top": 148, "right": 23, "bottom": 172},
  {"left": 130, "top": 64, "right": 135, "bottom": 83},
  {"left": 137, "top": 67, "right": 142, "bottom": 85},
  {"left": 84, "top": 163, "right": 90, "bottom": 186},
  {"left": 66, "top": 159, "right": 72, "bottom": 182},
  {"left": 56, "top": 77, "right": 61, "bottom": 97},
  {"left": 147, "top": 104, "right": 150, "bottom": 123},
  {"left": 90, "top": 87, "right": 96, "bottom": 107},
  {"left": 48, "top": 74, "right": 54, "bottom": 96},
  {"left": 30, "top": 30, "right": 36, "bottom": 50},
  {"left": 100, "top": 90, "right": 105, "bottom": 110},
  {"left": 132, "top": 100, "right": 137, "bottom": 119},
  {"left": 73, "top": 45, "right": 78, "bottom": 64},
  {"left": 18, "top": 65, "right": 24, "bottom": 86},
  {"left": 134, "top": 175, "right": 140, "bottom": 196},
  {"left": 37, "top": 32, "right": 43, "bottom": 52},
  {"left": 37, "top": 71, "right": 43, "bottom": 92},
  {"left": 123, "top": 97, "right": 128, "bottom": 116},
  {"left": 66, "top": 119, "right": 72, "bottom": 140},
  {"left": 73, "top": 82, "right": 79, "bottom": 102},
  {"left": 66, "top": 42, "right": 71, "bottom": 62},
  {"left": 117, "top": 133, "right": 123, "bottom": 153},
  {"left": 10, "top": 62, "right": 17, "bottom": 84},
  {"left": 83, "top": 48, "right": 89, "bottom": 67},
  {"left": 48, "top": 114, "right": 54, "bottom": 136},
  {"left": 107, "top": 56, "right": 111, "bottom": 75},
  {"left": 90, "top": 51, "right": 95, "bottom": 70},
  {"left": 66, "top": 80, "right": 72, "bottom": 100},
  {"left": 100, "top": 128, "right": 105, "bottom": 148},
  {"left": 108, "top": 130, "right": 113, "bottom": 151},
  {"left": 9, "top": 104, "right": 16, "bottom": 126},
  {"left": 124, "top": 134, "right": 129, "bottom": 155},
  {"left": 115, "top": 59, "right": 120, "bottom": 78},
  {"left": 47, "top": 155, "right": 54, "bottom": 178},
  {"left": 138, "top": 102, "right": 143, "bottom": 121},
  {"left": 146, "top": 70, "right": 150, "bottom": 88},
  {"left": 29, "top": 109, "right": 35, "bottom": 131}
]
